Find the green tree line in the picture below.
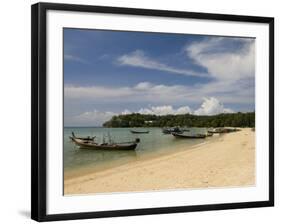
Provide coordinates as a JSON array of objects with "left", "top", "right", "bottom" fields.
[{"left": 102, "top": 112, "right": 255, "bottom": 128}]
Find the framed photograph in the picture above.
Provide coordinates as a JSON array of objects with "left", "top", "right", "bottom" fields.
[{"left": 31, "top": 2, "right": 274, "bottom": 222}]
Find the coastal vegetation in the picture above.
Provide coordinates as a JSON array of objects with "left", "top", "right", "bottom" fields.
[{"left": 103, "top": 112, "right": 255, "bottom": 128}]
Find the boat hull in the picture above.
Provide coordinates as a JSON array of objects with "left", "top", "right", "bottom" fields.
[
  {"left": 71, "top": 137, "right": 138, "bottom": 150},
  {"left": 172, "top": 133, "right": 206, "bottom": 139},
  {"left": 130, "top": 130, "right": 149, "bottom": 134}
]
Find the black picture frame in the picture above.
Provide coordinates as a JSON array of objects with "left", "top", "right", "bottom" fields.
[{"left": 31, "top": 2, "right": 274, "bottom": 222}]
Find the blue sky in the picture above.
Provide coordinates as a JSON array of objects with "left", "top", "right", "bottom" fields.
[{"left": 64, "top": 28, "right": 255, "bottom": 126}]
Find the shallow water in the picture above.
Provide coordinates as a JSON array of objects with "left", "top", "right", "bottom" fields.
[{"left": 64, "top": 127, "right": 210, "bottom": 176}]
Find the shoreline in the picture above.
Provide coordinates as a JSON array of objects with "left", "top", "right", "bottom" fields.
[
  {"left": 64, "top": 128, "right": 255, "bottom": 195},
  {"left": 64, "top": 137, "right": 216, "bottom": 180}
]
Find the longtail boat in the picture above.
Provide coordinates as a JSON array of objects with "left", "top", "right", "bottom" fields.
[
  {"left": 208, "top": 128, "right": 240, "bottom": 134},
  {"left": 130, "top": 130, "right": 149, "bottom": 134},
  {"left": 70, "top": 132, "right": 140, "bottom": 150},
  {"left": 172, "top": 132, "right": 206, "bottom": 139}
]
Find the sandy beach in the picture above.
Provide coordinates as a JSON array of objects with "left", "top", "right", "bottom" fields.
[{"left": 64, "top": 128, "right": 255, "bottom": 195}]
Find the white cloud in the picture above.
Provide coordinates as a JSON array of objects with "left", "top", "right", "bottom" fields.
[
  {"left": 117, "top": 50, "right": 206, "bottom": 77},
  {"left": 64, "top": 54, "right": 88, "bottom": 64},
  {"left": 65, "top": 84, "right": 133, "bottom": 99},
  {"left": 116, "top": 38, "right": 254, "bottom": 83},
  {"left": 64, "top": 81, "right": 253, "bottom": 105},
  {"left": 194, "top": 97, "right": 234, "bottom": 115},
  {"left": 134, "top": 82, "right": 153, "bottom": 90},
  {"left": 138, "top": 105, "right": 192, "bottom": 115},
  {"left": 121, "top": 109, "right": 132, "bottom": 115},
  {"left": 64, "top": 82, "right": 189, "bottom": 104},
  {"left": 137, "top": 98, "right": 232, "bottom": 116},
  {"left": 185, "top": 37, "right": 255, "bottom": 82},
  {"left": 176, "top": 106, "right": 193, "bottom": 114}
]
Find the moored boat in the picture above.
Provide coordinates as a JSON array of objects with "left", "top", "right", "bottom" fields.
[
  {"left": 130, "top": 130, "right": 149, "bottom": 134},
  {"left": 208, "top": 128, "right": 240, "bottom": 134},
  {"left": 70, "top": 132, "right": 140, "bottom": 150},
  {"left": 172, "top": 132, "right": 206, "bottom": 139}
]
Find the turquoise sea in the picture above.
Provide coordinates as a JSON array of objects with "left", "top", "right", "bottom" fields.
[{"left": 64, "top": 127, "right": 212, "bottom": 176}]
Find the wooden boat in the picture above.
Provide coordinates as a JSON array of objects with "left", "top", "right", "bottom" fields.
[
  {"left": 208, "top": 128, "right": 240, "bottom": 134},
  {"left": 130, "top": 130, "right": 149, "bottom": 134},
  {"left": 70, "top": 133, "right": 140, "bottom": 150},
  {"left": 172, "top": 132, "right": 206, "bottom": 139}
]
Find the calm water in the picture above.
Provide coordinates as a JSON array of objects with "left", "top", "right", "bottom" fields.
[{"left": 64, "top": 127, "right": 211, "bottom": 175}]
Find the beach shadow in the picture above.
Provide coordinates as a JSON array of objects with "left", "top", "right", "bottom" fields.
[{"left": 18, "top": 210, "right": 30, "bottom": 218}]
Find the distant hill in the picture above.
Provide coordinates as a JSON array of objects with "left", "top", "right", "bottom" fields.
[{"left": 103, "top": 112, "right": 255, "bottom": 128}]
